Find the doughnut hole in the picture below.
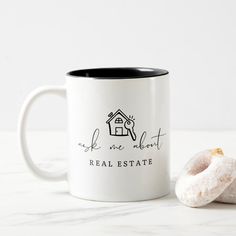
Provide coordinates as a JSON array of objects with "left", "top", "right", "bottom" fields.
[{"left": 188, "top": 156, "right": 212, "bottom": 176}]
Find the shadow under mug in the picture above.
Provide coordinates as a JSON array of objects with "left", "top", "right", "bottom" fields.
[{"left": 18, "top": 67, "right": 170, "bottom": 202}]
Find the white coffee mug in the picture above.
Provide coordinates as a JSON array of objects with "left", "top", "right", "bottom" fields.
[{"left": 18, "top": 67, "right": 170, "bottom": 202}]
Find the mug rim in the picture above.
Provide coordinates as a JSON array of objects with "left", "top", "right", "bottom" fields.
[{"left": 67, "top": 67, "right": 169, "bottom": 80}]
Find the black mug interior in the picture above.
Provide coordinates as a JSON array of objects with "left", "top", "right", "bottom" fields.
[{"left": 67, "top": 67, "right": 168, "bottom": 79}]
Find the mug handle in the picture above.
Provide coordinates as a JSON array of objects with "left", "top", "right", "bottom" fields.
[{"left": 18, "top": 86, "right": 67, "bottom": 181}]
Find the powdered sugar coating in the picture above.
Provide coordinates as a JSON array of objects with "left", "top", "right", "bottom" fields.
[{"left": 175, "top": 149, "right": 236, "bottom": 207}]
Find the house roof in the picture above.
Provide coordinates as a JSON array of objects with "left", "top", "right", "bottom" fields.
[{"left": 106, "top": 109, "right": 129, "bottom": 123}]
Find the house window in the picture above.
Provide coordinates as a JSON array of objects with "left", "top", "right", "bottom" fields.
[{"left": 115, "top": 118, "right": 123, "bottom": 124}]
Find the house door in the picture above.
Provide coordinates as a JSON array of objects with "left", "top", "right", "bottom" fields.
[{"left": 115, "top": 127, "right": 123, "bottom": 135}]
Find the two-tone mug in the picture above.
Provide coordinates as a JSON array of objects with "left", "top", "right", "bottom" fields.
[{"left": 18, "top": 67, "right": 170, "bottom": 201}]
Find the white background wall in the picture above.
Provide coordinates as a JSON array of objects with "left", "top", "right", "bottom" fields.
[{"left": 0, "top": 0, "right": 235, "bottom": 130}]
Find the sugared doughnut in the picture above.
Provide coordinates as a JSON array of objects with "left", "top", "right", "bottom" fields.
[
  {"left": 215, "top": 179, "right": 236, "bottom": 204},
  {"left": 175, "top": 148, "right": 236, "bottom": 207}
]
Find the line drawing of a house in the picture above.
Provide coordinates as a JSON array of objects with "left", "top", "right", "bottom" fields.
[{"left": 106, "top": 109, "right": 130, "bottom": 136}]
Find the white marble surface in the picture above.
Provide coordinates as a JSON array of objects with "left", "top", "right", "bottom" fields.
[{"left": 1, "top": 131, "right": 236, "bottom": 235}]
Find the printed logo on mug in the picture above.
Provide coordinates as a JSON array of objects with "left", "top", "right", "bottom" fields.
[{"left": 18, "top": 67, "right": 170, "bottom": 201}]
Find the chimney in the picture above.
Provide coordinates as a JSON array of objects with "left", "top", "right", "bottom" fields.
[{"left": 108, "top": 112, "right": 113, "bottom": 117}]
